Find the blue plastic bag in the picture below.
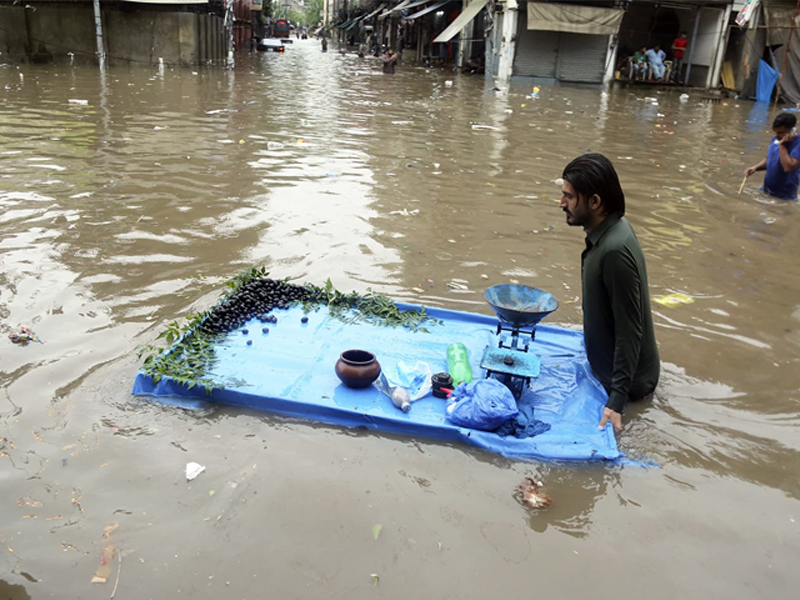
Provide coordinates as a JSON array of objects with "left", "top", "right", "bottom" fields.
[{"left": 446, "top": 379, "right": 519, "bottom": 431}]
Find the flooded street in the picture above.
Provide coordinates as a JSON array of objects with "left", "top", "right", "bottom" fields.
[{"left": 2, "top": 41, "right": 800, "bottom": 598}]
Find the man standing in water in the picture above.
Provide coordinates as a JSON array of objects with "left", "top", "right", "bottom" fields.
[
  {"left": 744, "top": 113, "right": 800, "bottom": 200},
  {"left": 382, "top": 48, "right": 398, "bottom": 74},
  {"left": 559, "top": 154, "right": 660, "bottom": 432}
]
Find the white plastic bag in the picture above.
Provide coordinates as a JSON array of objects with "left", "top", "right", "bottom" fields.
[
  {"left": 374, "top": 360, "right": 433, "bottom": 402},
  {"left": 186, "top": 462, "right": 206, "bottom": 481}
]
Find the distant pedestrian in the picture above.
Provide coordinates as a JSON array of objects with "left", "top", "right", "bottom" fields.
[
  {"left": 321, "top": 38, "right": 328, "bottom": 52},
  {"left": 645, "top": 45, "right": 666, "bottom": 81},
  {"left": 671, "top": 32, "right": 688, "bottom": 82},
  {"left": 631, "top": 46, "right": 647, "bottom": 80},
  {"left": 744, "top": 112, "right": 800, "bottom": 201},
  {"left": 382, "top": 49, "right": 398, "bottom": 74}
]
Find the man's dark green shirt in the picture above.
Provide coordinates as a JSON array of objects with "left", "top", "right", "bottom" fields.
[{"left": 581, "top": 215, "right": 660, "bottom": 413}]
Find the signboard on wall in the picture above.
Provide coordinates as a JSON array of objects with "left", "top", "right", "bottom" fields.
[
  {"left": 735, "top": 0, "right": 759, "bottom": 27},
  {"left": 251, "top": 0, "right": 263, "bottom": 10}
]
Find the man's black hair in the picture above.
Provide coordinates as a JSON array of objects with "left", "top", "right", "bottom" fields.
[
  {"left": 562, "top": 153, "right": 626, "bottom": 217},
  {"left": 773, "top": 113, "right": 797, "bottom": 130}
]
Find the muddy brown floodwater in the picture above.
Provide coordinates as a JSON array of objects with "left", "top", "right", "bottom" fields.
[{"left": 1, "top": 41, "right": 799, "bottom": 599}]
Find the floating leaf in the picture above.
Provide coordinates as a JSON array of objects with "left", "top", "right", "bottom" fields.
[
  {"left": 372, "top": 524, "right": 383, "bottom": 541},
  {"left": 371, "top": 573, "right": 379, "bottom": 587}
]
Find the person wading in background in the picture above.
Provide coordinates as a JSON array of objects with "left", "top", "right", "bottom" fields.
[
  {"left": 558, "top": 154, "right": 660, "bottom": 433},
  {"left": 382, "top": 49, "right": 398, "bottom": 74},
  {"left": 744, "top": 112, "right": 800, "bottom": 201}
]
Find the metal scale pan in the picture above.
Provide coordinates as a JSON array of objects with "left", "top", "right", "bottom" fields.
[
  {"left": 484, "top": 284, "right": 559, "bottom": 329},
  {"left": 481, "top": 284, "right": 559, "bottom": 399}
]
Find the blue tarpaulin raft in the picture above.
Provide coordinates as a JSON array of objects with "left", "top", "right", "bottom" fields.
[{"left": 132, "top": 304, "right": 621, "bottom": 462}]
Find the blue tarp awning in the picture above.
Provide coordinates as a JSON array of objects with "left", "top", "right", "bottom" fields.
[{"left": 757, "top": 59, "right": 778, "bottom": 104}]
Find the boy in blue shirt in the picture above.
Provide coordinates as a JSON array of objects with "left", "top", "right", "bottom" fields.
[{"left": 744, "top": 113, "right": 800, "bottom": 200}]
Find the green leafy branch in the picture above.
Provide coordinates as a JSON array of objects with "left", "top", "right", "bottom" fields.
[
  {"left": 301, "top": 278, "right": 442, "bottom": 333},
  {"left": 136, "top": 311, "right": 221, "bottom": 394},
  {"left": 137, "top": 270, "right": 441, "bottom": 393}
]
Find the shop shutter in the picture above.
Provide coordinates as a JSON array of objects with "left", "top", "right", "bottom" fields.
[
  {"left": 555, "top": 33, "right": 608, "bottom": 83},
  {"left": 513, "top": 21, "right": 559, "bottom": 78}
]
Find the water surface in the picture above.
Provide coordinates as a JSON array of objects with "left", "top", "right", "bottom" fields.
[{"left": 1, "top": 43, "right": 799, "bottom": 599}]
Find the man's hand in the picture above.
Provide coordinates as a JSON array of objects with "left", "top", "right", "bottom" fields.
[
  {"left": 598, "top": 407, "right": 623, "bottom": 433},
  {"left": 780, "top": 131, "right": 797, "bottom": 146},
  {"left": 744, "top": 166, "right": 758, "bottom": 178}
]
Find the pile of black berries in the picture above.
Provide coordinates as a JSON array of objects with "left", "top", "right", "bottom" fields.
[{"left": 203, "top": 278, "right": 309, "bottom": 334}]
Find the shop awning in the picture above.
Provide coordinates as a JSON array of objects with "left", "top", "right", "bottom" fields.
[
  {"left": 432, "top": 0, "right": 486, "bottom": 43},
  {"left": 396, "top": 0, "right": 427, "bottom": 11},
  {"left": 526, "top": 2, "right": 624, "bottom": 36},
  {"left": 362, "top": 3, "right": 389, "bottom": 20},
  {"left": 379, "top": 0, "right": 410, "bottom": 17},
  {"left": 405, "top": 0, "right": 448, "bottom": 20}
]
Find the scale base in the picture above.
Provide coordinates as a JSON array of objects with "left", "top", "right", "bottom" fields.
[{"left": 480, "top": 346, "right": 541, "bottom": 400}]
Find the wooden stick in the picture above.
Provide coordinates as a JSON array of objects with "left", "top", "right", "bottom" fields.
[
  {"left": 738, "top": 175, "right": 747, "bottom": 195},
  {"left": 110, "top": 549, "right": 122, "bottom": 599}
]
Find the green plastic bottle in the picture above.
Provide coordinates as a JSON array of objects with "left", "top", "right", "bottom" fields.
[{"left": 447, "top": 343, "right": 473, "bottom": 387}]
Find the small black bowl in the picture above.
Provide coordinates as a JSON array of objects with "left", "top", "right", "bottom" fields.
[{"left": 432, "top": 372, "right": 454, "bottom": 398}]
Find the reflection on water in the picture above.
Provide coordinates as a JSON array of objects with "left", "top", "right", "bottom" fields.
[{"left": 1, "top": 44, "right": 800, "bottom": 597}]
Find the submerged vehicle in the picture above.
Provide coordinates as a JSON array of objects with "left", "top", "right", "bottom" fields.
[
  {"left": 273, "top": 19, "right": 293, "bottom": 43},
  {"left": 256, "top": 38, "right": 285, "bottom": 53}
]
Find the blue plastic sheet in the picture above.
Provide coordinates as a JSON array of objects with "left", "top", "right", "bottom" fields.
[
  {"left": 132, "top": 304, "right": 621, "bottom": 462},
  {"left": 757, "top": 59, "right": 778, "bottom": 104}
]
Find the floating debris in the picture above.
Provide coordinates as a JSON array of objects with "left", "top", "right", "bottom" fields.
[
  {"left": 8, "top": 326, "right": 42, "bottom": 344},
  {"left": 389, "top": 208, "right": 420, "bottom": 216},
  {"left": 515, "top": 477, "right": 552, "bottom": 509},
  {"left": 186, "top": 462, "right": 206, "bottom": 481},
  {"left": 653, "top": 293, "right": 695, "bottom": 308},
  {"left": 91, "top": 523, "right": 119, "bottom": 584}
]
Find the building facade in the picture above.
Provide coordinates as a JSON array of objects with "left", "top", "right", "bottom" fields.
[
  {"left": 0, "top": 0, "right": 249, "bottom": 66},
  {"left": 488, "top": 0, "right": 734, "bottom": 87}
]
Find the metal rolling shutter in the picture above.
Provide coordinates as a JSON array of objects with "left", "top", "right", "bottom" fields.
[
  {"left": 513, "top": 26, "right": 560, "bottom": 78},
  {"left": 556, "top": 33, "right": 608, "bottom": 83}
]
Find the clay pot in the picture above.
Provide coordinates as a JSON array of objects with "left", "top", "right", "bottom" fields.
[{"left": 335, "top": 350, "right": 381, "bottom": 389}]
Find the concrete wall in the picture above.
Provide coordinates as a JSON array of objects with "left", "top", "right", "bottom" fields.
[
  {"left": 693, "top": 7, "right": 722, "bottom": 67},
  {"left": 0, "top": 2, "right": 226, "bottom": 66},
  {"left": 0, "top": 7, "right": 29, "bottom": 61}
]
